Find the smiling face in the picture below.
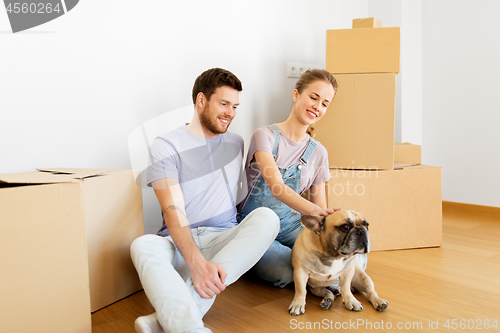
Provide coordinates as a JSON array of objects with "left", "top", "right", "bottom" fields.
[
  {"left": 198, "top": 85, "right": 240, "bottom": 138},
  {"left": 292, "top": 79, "right": 335, "bottom": 126}
]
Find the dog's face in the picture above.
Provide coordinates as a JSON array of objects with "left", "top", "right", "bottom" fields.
[{"left": 301, "top": 210, "right": 370, "bottom": 257}]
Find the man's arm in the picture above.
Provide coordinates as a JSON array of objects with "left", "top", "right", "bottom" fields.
[{"left": 152, "top": 178, "right": 227, "bottom": 299}]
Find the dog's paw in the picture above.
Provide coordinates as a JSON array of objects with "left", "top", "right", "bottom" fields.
[
  {"left": 372, "top": 298, "right": 389, "bottom": 311},
  {"left": 320, "top": 298, "right": 333, "bottom": 310},
  {"left": 289, "top": 302, "right": 306, "bottom": 316},
  {"left": 343, "top": 298, "right": 363, "bottom": 311}
]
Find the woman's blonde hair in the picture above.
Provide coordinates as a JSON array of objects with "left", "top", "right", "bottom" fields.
[{"left": 294, "top": 69, "right": 338, "bottom": 137}]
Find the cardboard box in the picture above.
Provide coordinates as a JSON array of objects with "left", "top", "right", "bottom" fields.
[
  {"left": 314, "top": 73, "right": 396, "bottom": 170},
  {"left": 72, "top": 167, "right": 144, "bottom": 312},
  {"left": 326, "top": 165, "right": 442, "bottom": 251},
  {"left": 395, "top": 143, "right": 421, "bottom": 165},
  {"left": 353, "top": 17, "right": 381, "bottom": 28},
  {"left": 1, "top": 171, "right": 92, "bottom": 333},
  {"left": 326, "top": 27, "right": 400, "bottom": 74},
  {"left": 0, "top": 168, "right": 144, "bottom": 332}
]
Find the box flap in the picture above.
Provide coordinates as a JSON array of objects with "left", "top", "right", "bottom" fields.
[
  {"left": 394, "top": 163, "right": 420, "bottom": 170},
  {"left": 0, "top": 171, "right": 77, "bottom": 185},
  {"left": 37, "top": 168, "right": 110, "bottom": 180},
  {"left": 398, "top": 164, "right": 441, "bottom": 170},
  {"left": 0, "top": 168, "right": 111, "bottom": 186}
]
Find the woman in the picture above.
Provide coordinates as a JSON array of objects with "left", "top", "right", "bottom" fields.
[{"left": 237, "top": 69, "right": 366, "bottom": 287}]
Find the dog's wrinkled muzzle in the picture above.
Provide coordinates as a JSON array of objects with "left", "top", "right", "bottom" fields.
[{"left": 339, "top": 227, "right": 370, "bottom": 255}]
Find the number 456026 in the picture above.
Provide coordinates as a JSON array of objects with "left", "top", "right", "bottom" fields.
[
  {"left": 6, "top": 3, "right": 62, "bottom": 14},
  {"left": 444, "top": 319, "right": 498, "bottom": 330}
]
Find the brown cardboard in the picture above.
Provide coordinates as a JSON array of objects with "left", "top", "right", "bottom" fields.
[
  {"left": 0, "top": 179, "right": 92, "bottom": 333},
  {"left": 314, "top": 73, "right": 396, "bottom": 170},
  {"left": 326, "top": 165, "right": 442, "bottom": 251},
  {"left": 394, "top": 143, "right": 421, "bottom": 164},
  {"left": 78, "top": 169, "right": 144, "bottom": 312},
  {"left": 326, "top": 27, "right": 400, "bottom": 74},
  {"left": 353, "top": 17, "right": 381, "bottom": 28},
  {"left": 0, "top": 168, "right": 144, "bottom": 331},
  {"left": 34, "top": 168, "right": 144, "bottom": 312}
]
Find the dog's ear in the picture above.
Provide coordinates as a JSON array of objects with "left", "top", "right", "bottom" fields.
[{"left": 301, "top": 215, "right": 325, "bottom": 234}]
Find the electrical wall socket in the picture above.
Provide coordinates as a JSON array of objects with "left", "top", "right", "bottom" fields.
[{"left": 286, "top": 62, "right": 322, "bottom": 78}]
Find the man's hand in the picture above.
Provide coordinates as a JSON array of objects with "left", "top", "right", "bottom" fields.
[{"left": 188, "top": 255, "right": 227, "bottom": 299}]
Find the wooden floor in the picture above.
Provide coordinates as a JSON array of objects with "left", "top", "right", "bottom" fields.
[{"left": 92, "top": 207, "right": 500, "bottom": 332}]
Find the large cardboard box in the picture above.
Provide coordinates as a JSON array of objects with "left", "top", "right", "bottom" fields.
[
  {"left": 326, "top": 27, "right": 400, "bottom": 74},
  {"left": 326, "top": 165, "right": 442, "bottom": 251},
  {"left": 314, "top": 73, "right": 396, "bottom": 170},
  {"left": 1, "top": 171, "right": 92, "bottom": 333},
  {"left": 0, "top": 168, "right": 144, "bottom": 332}
]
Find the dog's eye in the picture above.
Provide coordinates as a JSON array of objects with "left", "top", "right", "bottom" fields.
[
  {"left": 340, "top": 224, "right": 350, "bottom": 232},
  {"left": 362, "top": 221, "right": 369, "bottom": 229}
]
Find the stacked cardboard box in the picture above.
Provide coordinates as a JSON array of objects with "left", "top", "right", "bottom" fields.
[
  {"left": 0, "top": 168, "right": 144, "bottom": 333},
  {"left": 314, "top": 18, "right": 442, "bottom": 251}
]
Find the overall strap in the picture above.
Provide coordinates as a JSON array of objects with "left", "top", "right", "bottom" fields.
[
  {"left": 300, "top": 137, "right": 318, "bottom": 165},
  {"left": 267, "top": 125, "right": 280, "bottom": 159}
]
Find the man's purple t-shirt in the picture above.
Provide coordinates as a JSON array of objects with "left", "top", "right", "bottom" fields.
[{"left": 147, "top": 125, "right": 245, "bottom": 236}]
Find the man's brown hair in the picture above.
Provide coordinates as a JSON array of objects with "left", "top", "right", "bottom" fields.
[{"left": 192, "top": 68, "right": 243, "bottom": 104}]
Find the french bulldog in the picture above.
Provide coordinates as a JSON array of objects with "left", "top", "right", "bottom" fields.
[{"left": 288, "top": 210, "right": 388, "bottom": 315}]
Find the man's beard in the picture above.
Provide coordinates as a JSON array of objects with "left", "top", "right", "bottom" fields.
[{"left": 199, "top": 105, "right": 231, "bottom": 135}]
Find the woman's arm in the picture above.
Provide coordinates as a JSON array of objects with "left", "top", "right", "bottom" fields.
[
  {"left": 309, "top": 182, "right": 327, "bottom": 209},
  {"left": 308, "top": 181, "right": 342, "bottom": 211},
  {"left": 254, "top": 150, "right": 333, "bottom": 216}
]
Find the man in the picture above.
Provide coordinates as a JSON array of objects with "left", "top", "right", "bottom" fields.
[{"left": 131, "top": 68, "right": 280, "bottom": 333}]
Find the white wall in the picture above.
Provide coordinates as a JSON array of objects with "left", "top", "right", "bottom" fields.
[
  {"left": 400, "top": 0, "right": 422, "bottom": 145},
  {"left": 369, "top": 0, "right": 500, "bottom": 208},
  {"left": 0, "top": 0, "right": 369, "bottom": 233},
  {"left": 422, "top": 0, "right": 500, "bottom": 208},
  {"left": 368, "top": 0, "right": 423, "bottom": 145},
  {"left": 3, "top": 0, "right": 497, "bottom": 236}
]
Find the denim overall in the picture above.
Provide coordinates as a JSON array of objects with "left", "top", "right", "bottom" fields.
[{"left": 237, "top": 125, "right": 317, "bottom": 287}]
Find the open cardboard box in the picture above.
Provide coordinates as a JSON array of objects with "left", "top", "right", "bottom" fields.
[
  {"left": 0, "top": 168, "right": 144, "bottom": 332},
  {"left": 326, "top": 165, "right": 442, "bottom": 251}
]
